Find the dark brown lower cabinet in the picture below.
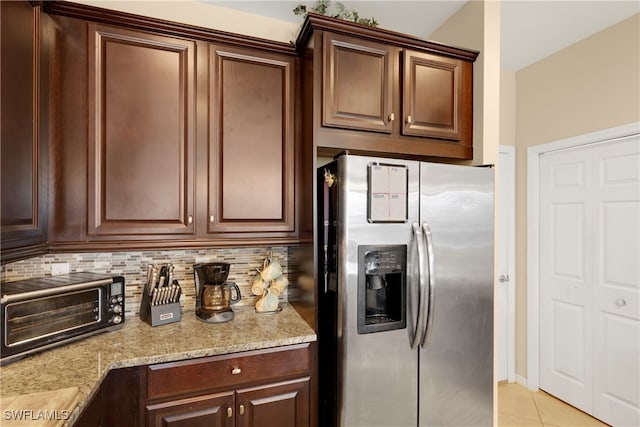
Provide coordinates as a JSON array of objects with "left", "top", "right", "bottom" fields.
[
  {"left": 72, "top": 344, "right": 313, "bottom": 427},
  {"left": 146, "top": 378, "right": 309, "bottom": 427},
  {"left": 146, "top": 391, "right": 235, "bottom": 427},
  {"left": 236, "top": 378, "right": 309, "bottom": 427}
]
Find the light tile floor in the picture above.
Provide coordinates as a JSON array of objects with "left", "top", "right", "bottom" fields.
[{"left": 498, "top": 382, "right": 610, "bottom": 427}]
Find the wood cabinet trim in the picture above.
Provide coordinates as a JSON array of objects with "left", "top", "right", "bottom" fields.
[
  {"left": 45, "top": 0, "right": 297, "bottom": 56},
  {"left": 297, "top": 12, "right": 479, "bottom": 62}
]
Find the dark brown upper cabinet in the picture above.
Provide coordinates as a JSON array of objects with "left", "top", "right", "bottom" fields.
[
  {"left": 45, "top": 3, "right": 304, "bottom": 251},
  {"left": 402, "top": 50, "right": 465, "bottom": 141},
  {"left": 322, "top": 34, "right": 394, "bottom": 133},
  {"left": 206, "top": 45, "right": 295, "bottom": 236},
  {"left": 298, "top": 13, "right": 478, "bottom": 160},
  {"left": 87, "top": 23, "right": 196, "bottom": 237},
  {"left": 1, "top": 1, "right": 50, "bottom": 263}
]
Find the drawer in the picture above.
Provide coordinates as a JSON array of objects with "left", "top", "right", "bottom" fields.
[{"left": 147, "top": 343, "right": 310, "bottom": 401}]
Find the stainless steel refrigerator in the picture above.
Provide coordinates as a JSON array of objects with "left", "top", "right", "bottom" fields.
[{"left": 318, "top": 154, "right": 494, "bottom": 427}]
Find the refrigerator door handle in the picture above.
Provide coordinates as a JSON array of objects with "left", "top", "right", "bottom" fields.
[
  {"left": 420, "top": 222, "right": 436, "bottom": 347},
  {"left": 411, "top": 222, "right": 427, "bottom": 349}
]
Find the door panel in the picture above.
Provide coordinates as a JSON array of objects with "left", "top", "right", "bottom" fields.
[
  {"left": 402, "top": 51, "right": 462, "bottom": 140},
  {"left": 418, "top": 163, "right": 494, "bottom": 426},
  {"left": 540, "top": 135, "right": 640, "bottom": 426},
  {"left": 208, "top": 46, "right": 294, "bottom": 234},
  {"left": 322, "top": 34, "right": 393, "bottom": 133},
  {"left": 236, "top": 378, "right": 309, "bottom": 427},
  {"left": 539, "top": 147, "right": 592, "bottom": 411},
  {"left": 146, "top": 392, "right": 234, "bottom": 427},
  {"left": 592, "top": 136, "right": 640, "bottom": 426},
  {"left": 87, "top": 24, "right": 195, "bottom": 236}
]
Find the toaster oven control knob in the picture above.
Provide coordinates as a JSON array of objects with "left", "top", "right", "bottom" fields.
[
  {"left": 112, "top": 315, "right": 122, "bottom": 324},
  {"left": 117, "top": 296, "right": 123, "bottom": 303},
  {"left": 112, "top": 305, "right": 122, "bottom": 314}
]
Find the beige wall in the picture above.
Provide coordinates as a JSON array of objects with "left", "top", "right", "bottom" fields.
[
  {"left": 429, "top": 0, "right": 501, "bottom": 166},
  {"left": 500, "top": 71, "right": 516, "bottom": 146},
  {"left": 514, "top": 13, "right": 640, "bottom": 378}
]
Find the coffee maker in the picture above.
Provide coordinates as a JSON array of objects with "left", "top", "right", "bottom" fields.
[{"left": 193, "top": 263, "right": 241, "bottom": 323}]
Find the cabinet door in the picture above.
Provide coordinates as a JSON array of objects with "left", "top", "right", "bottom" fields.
[
  {"left": 87, "top": 24, "right": 195, "bottom": 236},
  {"left": 146, "top": 392, "right": 234, "bottom": 427},
  {"left": 208, "top": 45, "right": 294, "bottom": 234},
  {"left": 236, "top": 378, "right": 310, "bottom": 427},
  {"left": 402, "top": 50, "right": 464, "bottom": 141},
  {"left": 323, "top": 33, "right": 394, "bottom": 133},
  {"left": 0, "top": 1, "right": 48, "bottom": 260}
]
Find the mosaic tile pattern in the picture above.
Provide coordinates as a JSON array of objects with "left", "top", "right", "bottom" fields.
[{"left": 0, "top": 247, "right": 289, "bottom": 317}]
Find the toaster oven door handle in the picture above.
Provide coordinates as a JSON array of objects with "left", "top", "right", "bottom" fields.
[{"left": 1, "top": 278, "right": 114, "bottom": 304}]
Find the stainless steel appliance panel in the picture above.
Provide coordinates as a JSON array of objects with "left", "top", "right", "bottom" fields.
[
  {"left": 337, "top": 155, "right": 420, "bottom": 427},
  {"left": 418, "top": 162, "right": 494, "bottom": 426}
]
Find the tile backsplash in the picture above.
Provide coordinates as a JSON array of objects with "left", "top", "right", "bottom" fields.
[{"left": 1, "top": 247, "right": 289, "bottom": 318}]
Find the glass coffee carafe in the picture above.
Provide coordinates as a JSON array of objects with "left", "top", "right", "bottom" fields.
[{"left": 193, "top": 263, "right": 241, "bottom": 323}]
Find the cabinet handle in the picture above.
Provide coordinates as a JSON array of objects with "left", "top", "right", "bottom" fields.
[
  {"left": 227, "top": 407, "right": 233, "bottom": 418},
  {"left": 187, "top": 215, "right": 193, "bottom": 224},
  {"left": 209, "top": 215, "right": 215, "bottom": 223},
  {"left": 616, "top": 298, "right": 627, "bottom": 307},
  {"left": 231, "top": 367, "right": 241, "bottom": 375},
  {"left": 406, "top": 115, "right": 413, "bottom": 124},
  {"left": 388, "top": 113, "right": 395, "bottom": 122},
  {"left": 239, "top": 404, "right": 245, "bottom": 415}
]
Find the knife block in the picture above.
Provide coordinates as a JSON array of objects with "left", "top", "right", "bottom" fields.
[{"left": 139, "top": 283, "right": 182, "bottom": 327}]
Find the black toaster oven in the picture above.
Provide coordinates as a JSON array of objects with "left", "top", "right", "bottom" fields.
[{"left": 1, "top": 272, "right": 125, "bottom": 364}]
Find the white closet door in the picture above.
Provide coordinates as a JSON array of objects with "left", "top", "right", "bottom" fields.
[
  {"left": 592, "top": 136, "right": 640, "bottom": 427},
  {"left": 539, "top": 146, "right": 593, "bottom": 412}
]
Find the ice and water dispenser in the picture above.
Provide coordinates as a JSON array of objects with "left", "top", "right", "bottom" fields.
[{"left": 357, "top": 245, "right": 406, "bottom": 334}]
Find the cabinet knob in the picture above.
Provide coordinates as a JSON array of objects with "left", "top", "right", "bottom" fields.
[
  {"left": 388, "top": 113, "right": 395, "bottom": 122},
  {"left": 227, "top": 407, "right": 233, "bottom": 418},
  {"left": 187, "top": 215, "right": 193, "bottom": 224},
  {"left": 615, "top": 298, "right": 627, "bottom": 307},
  {"left": 231, "top": 367, "right": 241, "bottom": 375},
  {"left": 406, "top": 115, "right": 413, "bottom": 124},
  {"left": 210, "top": 215, "right": 215, "bottom": 223},
  {"left": 239, "top": 404, "right": 245, "bottom": 415}
]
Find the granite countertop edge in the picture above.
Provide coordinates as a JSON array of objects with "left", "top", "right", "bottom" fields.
[{"left": 0, "top": 304, "right": 316, "bottom": 426}]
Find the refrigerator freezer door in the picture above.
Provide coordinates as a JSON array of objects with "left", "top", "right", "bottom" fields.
[
  {"left": 337, "top": 155, "right": 420, "bottom": 427},
  {"left": 418, "top": 162, "right": 494, "bottom": 426}
]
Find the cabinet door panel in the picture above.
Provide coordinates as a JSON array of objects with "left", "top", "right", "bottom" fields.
[
  {"left": 237, "top": 378, "right": 310, "bottom": 427},
  {"left": 323, "top": 34, "right": 393, "bottom": 133},
  {"left": 146, "top": 392, "right": 234, "bottom": 427},
  {"left": 1, "top": 1, "right": 48, "bottom": 257},
  {"left": 402, "top": 50, "right": 462, "bottom": 141},
  {"left": 209, "top": 46, "right": 294, "bottom": 233},
  {"left": 88, "top": 24, "right": 195, "bottom": 236}
]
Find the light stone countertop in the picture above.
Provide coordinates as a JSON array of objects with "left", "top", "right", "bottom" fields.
[{"left": 0, "top": 304, "right": 316, "bottom": 426}]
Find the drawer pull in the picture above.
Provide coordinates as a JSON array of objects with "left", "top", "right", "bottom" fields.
[
  {"left": 187, "top": 215, "right": 193, "bottom": 224},
  {"left": 239, "top": 404, "right": 245, "bottom": 415},
  {"left": 231, "top": 367, "right": 242, "bottom": 375},
  {"left": 227, "top": 407, "right": 232, "bottom": 417},
  {"left": 616, "top": 298, "right": 627, "bottom": 307}
]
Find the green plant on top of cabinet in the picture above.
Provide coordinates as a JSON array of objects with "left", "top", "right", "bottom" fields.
[{"left": 1, "top": 1, "right": 50, "bottom": 263}]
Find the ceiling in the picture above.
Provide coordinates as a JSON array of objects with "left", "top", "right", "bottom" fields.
[{"left": 206, "top": 0, "right": 639, "bottom": 71}]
